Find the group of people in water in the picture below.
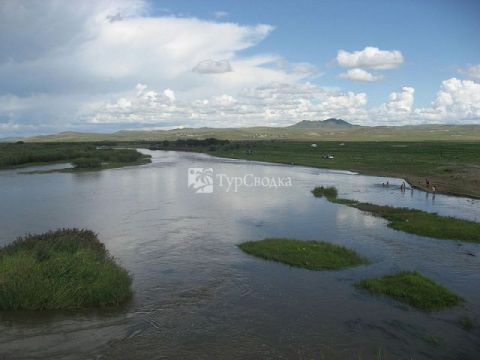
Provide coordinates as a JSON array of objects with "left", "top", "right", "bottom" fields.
[
  {"left": 382, "top": 181, "right": 408, "bottom": 190},
  {"left": 382, "top": 179, "right": 437, "bottom": 194}
]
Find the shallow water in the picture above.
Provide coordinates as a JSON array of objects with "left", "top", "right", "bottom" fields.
[{"left": 0, "top": 150, "right": 479, "bottom": 359}]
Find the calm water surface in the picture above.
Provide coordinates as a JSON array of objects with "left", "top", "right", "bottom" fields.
[{"left": 0, "top": 150, "right": 479, "bottom": 359}]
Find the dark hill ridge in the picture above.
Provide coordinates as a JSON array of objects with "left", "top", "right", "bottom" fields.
[{"left": 289, "top": 118, "right": 357, "bottom": 128}]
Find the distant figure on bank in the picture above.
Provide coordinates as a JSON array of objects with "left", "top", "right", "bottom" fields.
[
  {"left": 425, "top": 178, "right": 430, "bottom": 187},
  {"left": 432, "top": 186, "right": 436, "bottom": 193}
]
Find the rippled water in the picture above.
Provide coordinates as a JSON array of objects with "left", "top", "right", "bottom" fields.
[{"left": 0, "top": 150, "right": 479, "bottom": 359}]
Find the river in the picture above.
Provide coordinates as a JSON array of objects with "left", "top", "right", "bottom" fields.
[{"left": 0, "top": 150, "right": 479, "bottom": 359}]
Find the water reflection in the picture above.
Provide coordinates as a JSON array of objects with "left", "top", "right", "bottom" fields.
[{"left": 0, "top": 150, "right": 479, "bottom": 359}]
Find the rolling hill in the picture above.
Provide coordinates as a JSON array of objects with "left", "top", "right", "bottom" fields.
[{"left": 22, "top": 120, "right": 480, "bottom": 142}]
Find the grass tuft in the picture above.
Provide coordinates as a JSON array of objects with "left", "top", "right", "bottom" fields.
[
  {"left": 311, "top": 186, "right": 338, "bottom": 201},
  {"left": 238, "top": 238, "right": 368, "bottom": 270},
  {"left": 312, "top": 186, "right": 480, "bottom": 243},
  {"left": 0, "top": 229, "right": 132, "bottom": 311},
  {"left": 356, "top": 271, "right": 463, "bottom": 311}
]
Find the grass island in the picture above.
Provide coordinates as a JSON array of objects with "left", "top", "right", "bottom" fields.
[
  {"left": 356, "top": 271, "right": 463, "bottom": 311},
  {"left": 238, "top": 238, "right": 369, "bottom": 270},
  {"left": 0, "top": 229, "right": 132, "bottom": 311}
]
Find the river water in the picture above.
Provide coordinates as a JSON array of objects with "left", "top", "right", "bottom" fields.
[{"left": 0, "top": 150, "right": 479, "bottom": 359}]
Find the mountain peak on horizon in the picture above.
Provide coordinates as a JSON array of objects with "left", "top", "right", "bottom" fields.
[{"left": 289, "top": 118, "right": 356, "bottom": 129}]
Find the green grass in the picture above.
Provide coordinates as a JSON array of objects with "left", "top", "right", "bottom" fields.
[
  {"left": 356, "top": 271, "right": 463, "bottom": 311},
  {"left": 312, "top": 186, "right": 480, "bottom": 243},
  {"left": 0, "top": 142, "right": 150, "bottom": 171},
  {"left": 311, "top": 186, "right": 338, "bottom": 201},
  {"left": 0, "top": 229, "right": 132, "bottom": 311},
  {"left": 238, "top": 238, "right": 369, "bottom": 270}
]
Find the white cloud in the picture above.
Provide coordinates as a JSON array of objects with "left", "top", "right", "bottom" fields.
[
  {"left": 86, "top": 82, "right": 369, "bottom": 127},
  {"left": 192, "top": 59, "right": 233, "bottom": 74},
  {"left": 371, "top": 79, "right": 480, "bottom": 124},
  {"left": 427, "top": 78, "right": 480, "bottom": 120},
  {"left": 163, "top": 88, "right": 176, "bottom": 102},
  {"left": 88, "top": 77, "right": 480, "bottom": 127},
  {"left": 339, "top": 68, "right": 383, "bottom": 82},
  {"left": 337, "top": 46, "right": 404, "bottom": 70},
  {"left": 0, "top": 0, "right": 305, "bottom": 134},
  {"left": 458, "top": 64, "right": 480, "bottom": 80},
  {"left": 385, "top": 87, "right": 415, "bottom": 113}
]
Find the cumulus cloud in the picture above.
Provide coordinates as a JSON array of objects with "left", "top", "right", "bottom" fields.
[
  {"left": 427, "top": 78, "right": 480, "bottom": 120},
  {"left": 340, "top": 68, "right": 383, "bottom": 82},
  {"left": 458, "top": 64, "right": 480, "bottom": 80},
  {"left": 372, "top": 79, "right": 480, "bottom": 124},
  {"left": 386, "top": 87, "right": 415, "bottom": 113},
  {"left": 87, "top": 82, "right": 369, "bottom": 126},
  {"left": 337, "top": 46, "right": 404, "bottom": 70},
  {"left": 88, "top": 77, "right": 480, "bottom": 127},
  {"left": 371, "top": 87, "right": 415, "bottom": 120},
  {"left": 192, "top": 59, "right": 233, "bottom": 74}
]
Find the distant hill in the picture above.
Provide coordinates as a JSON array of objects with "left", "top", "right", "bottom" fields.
[
  {"left": 21, "top": 123, "right": 480, "bottom": 142},
  {"left": 289, "top": 118, "right": 356, "bottom": 129}
]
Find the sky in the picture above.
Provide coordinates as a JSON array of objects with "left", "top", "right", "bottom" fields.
[{"left": 1, "top": 0, "right": 480, "bottom": 137}]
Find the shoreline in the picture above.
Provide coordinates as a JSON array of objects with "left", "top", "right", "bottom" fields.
[{"left": 157, "top": 148, "right": 480, "bottom": 200}]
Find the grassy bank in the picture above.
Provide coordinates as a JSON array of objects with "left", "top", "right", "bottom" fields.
[
  {"left": 0, "top": 142, "right": 150, "bottom": 171},
  {"left": 159, "top": 140, "right": 480, "bottom": 198},
  {"left": 312, "top": 186, "right": 480, "bottom": 243},
  {"left": 0, "top": 229, "right": 132, "bottom": 311},
  {"left": 356, "top": 271, "right": 463, "bottom": 311},
  {"left": 239, "top": 238, "right": 368, "bottom": 270},
  {"left": 5, "top": 140, "right": 479, "bottom": 197}
]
